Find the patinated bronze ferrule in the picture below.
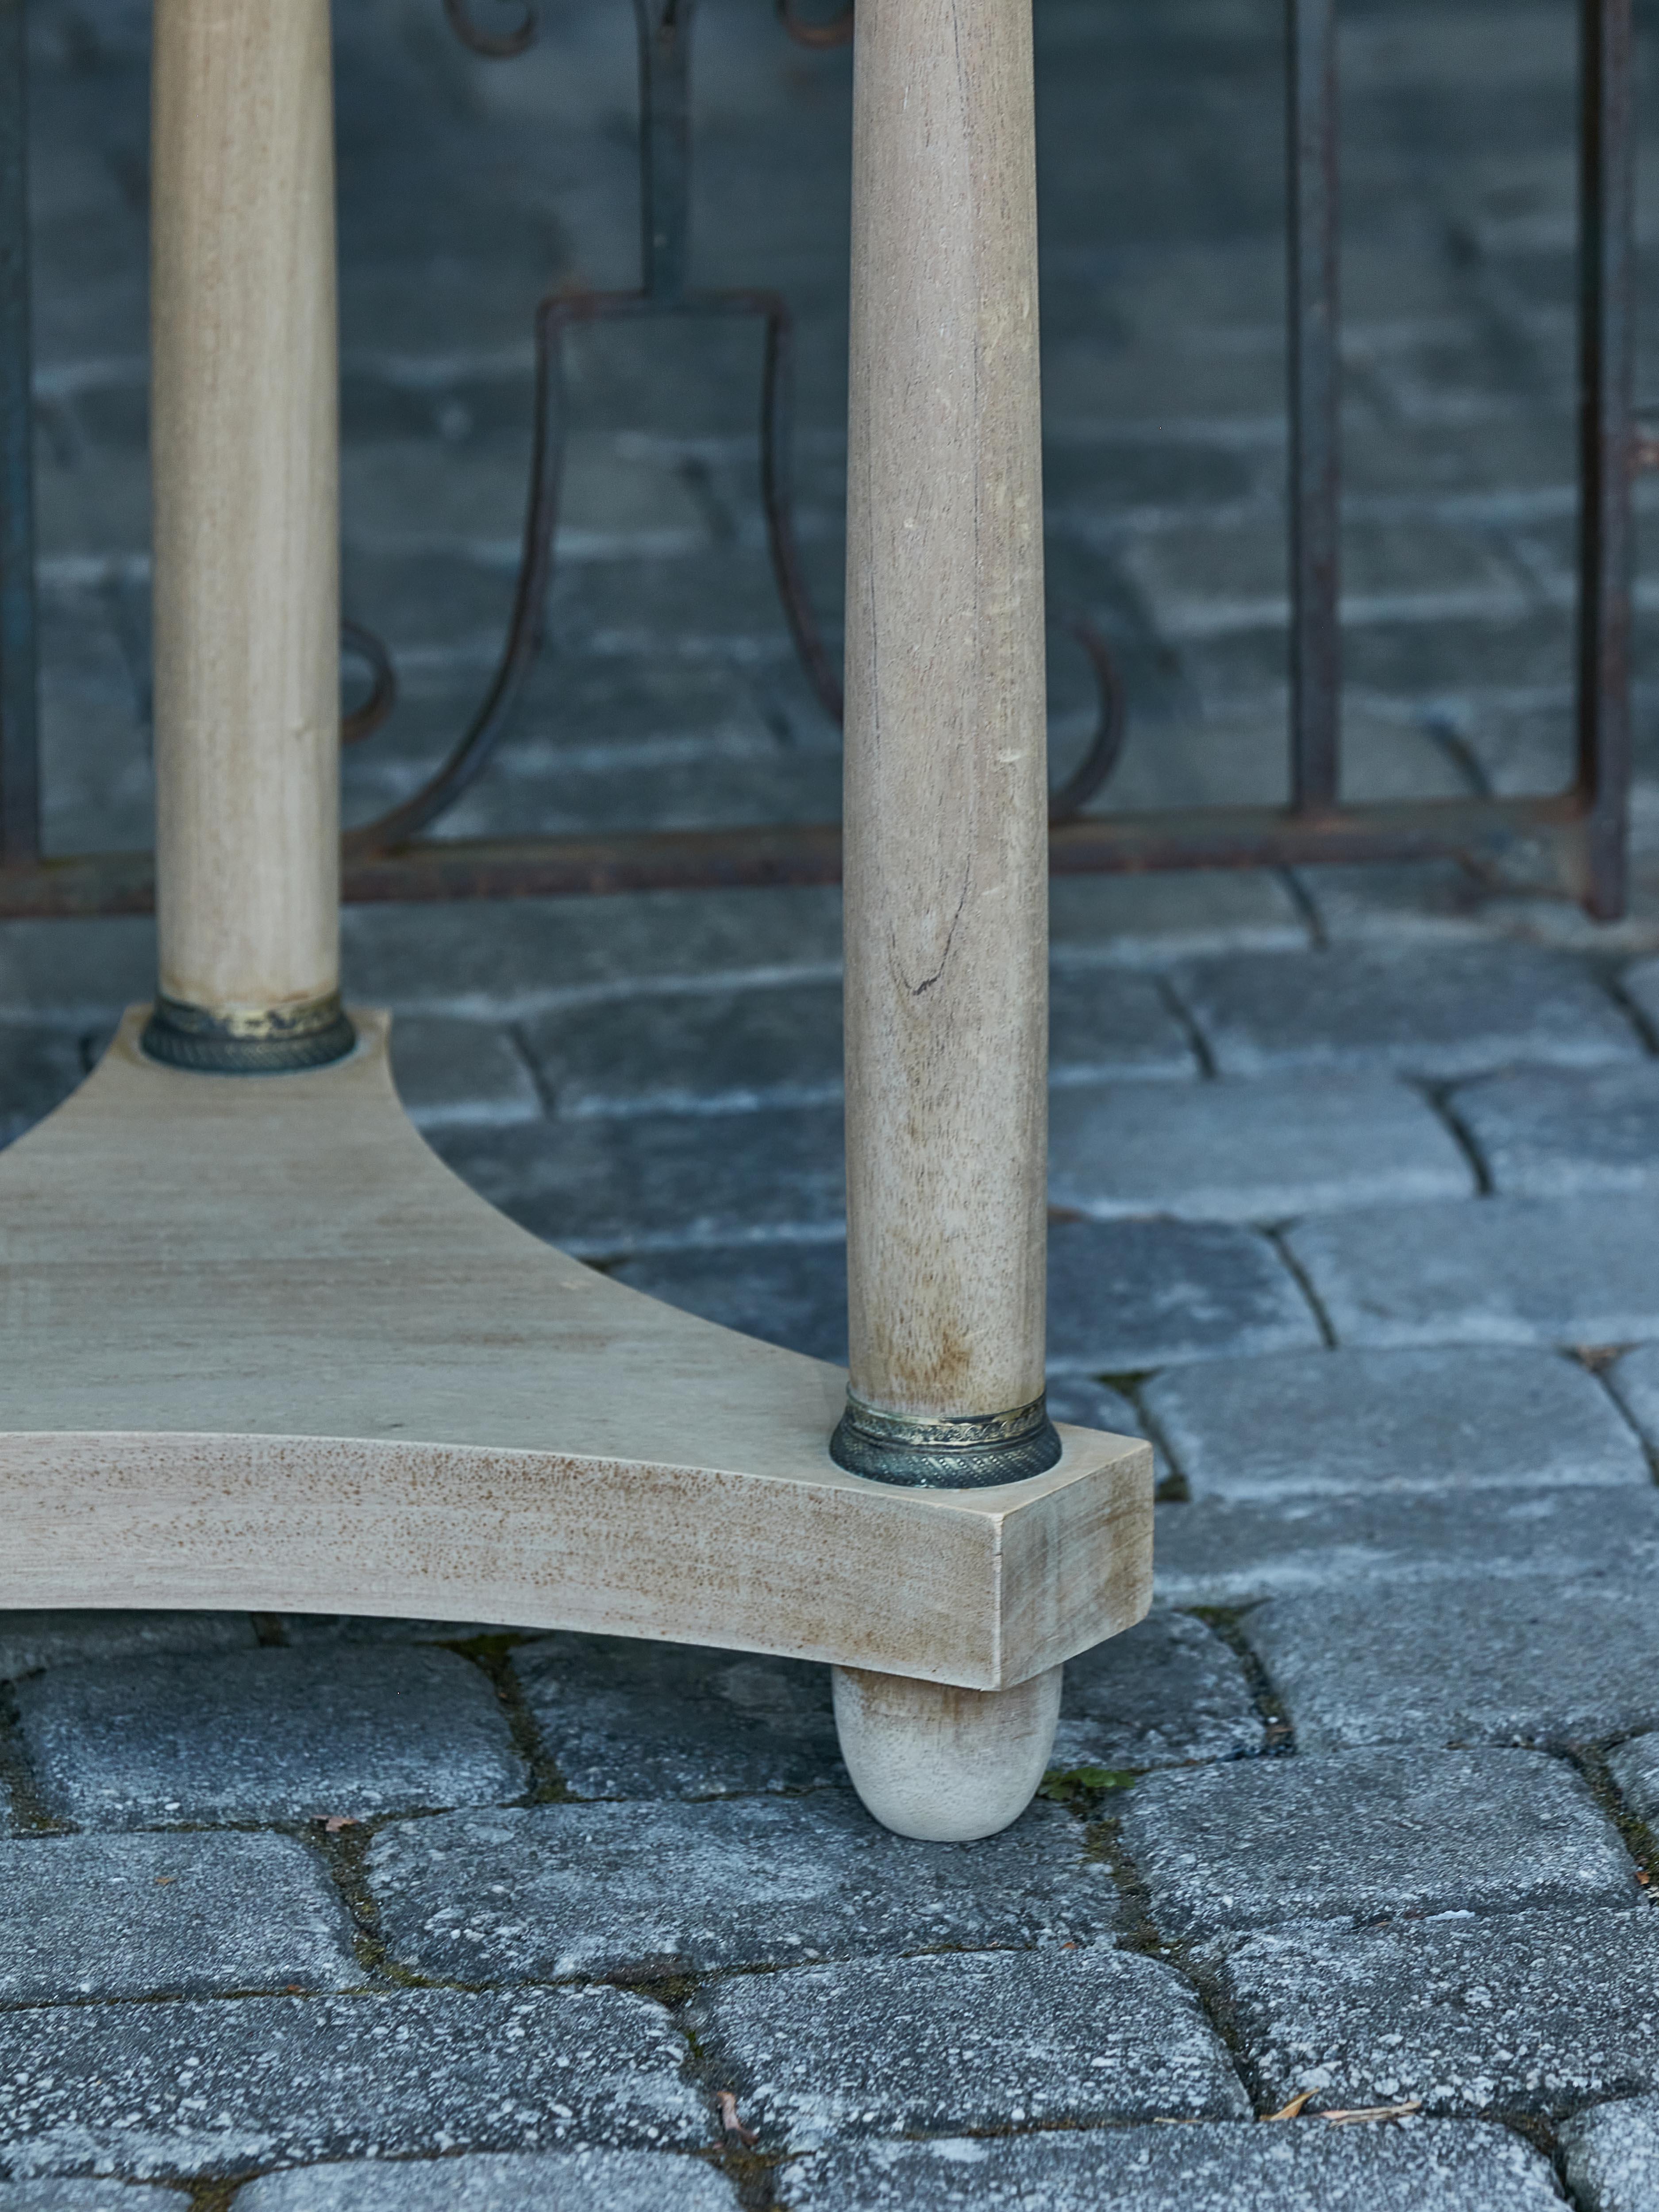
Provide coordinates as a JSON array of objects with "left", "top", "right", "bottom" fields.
[
  {"left": 829, "top": 1390, "right": 1063, "bottom": 1490},
  {"left": 140, "top": 991, "right": 357, "bottom": 1076}
]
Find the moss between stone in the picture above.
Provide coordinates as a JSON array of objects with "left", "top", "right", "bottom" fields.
[
  {"left": 1039, "top": 1765, "right": 1139, "bottom": 1811},
  {"left": 1187, "top": 1606, "right": 1293, "bottom": 1754},
  {"left": 0, "top": 1681, "right": 73, "bottom": 1833}
]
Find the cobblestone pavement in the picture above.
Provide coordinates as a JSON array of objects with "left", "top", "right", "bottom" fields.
[{"left": 8, "top": 0, "right": 1659, "bottom": 2205}]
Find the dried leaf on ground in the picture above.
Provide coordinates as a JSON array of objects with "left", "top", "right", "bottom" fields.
[{"left": 1263, "top": 2089, "right": 1315, "bottom": 2121}]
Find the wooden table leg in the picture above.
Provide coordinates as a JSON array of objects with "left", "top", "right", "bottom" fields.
[
  {"left": 144, "top": 0, "right": 353, "bottom": 1073},
  {"left": 832, "top": 1664, "right": 1064, "bottom": 1843},
  {"left": 831, "top": 0, "right": 1064, "bottom": 1838}
]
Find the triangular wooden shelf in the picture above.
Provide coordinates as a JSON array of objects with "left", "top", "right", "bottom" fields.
[{"left": 0, "top": 1013, "right": 1151, "bottom": 1692}]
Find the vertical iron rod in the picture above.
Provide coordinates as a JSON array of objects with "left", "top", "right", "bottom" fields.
[
  {"left": 1576, "top": 0, "right": 1634, "bottom": 922},
  {"left": 635, "top": 0, "right": 694, "bottom": 302},
  {"left": 0, "top": 0, "right": 39, "bottom": 866},
  {"left": 1287, "top": 0, "right": 1340, "bottom": 813}
]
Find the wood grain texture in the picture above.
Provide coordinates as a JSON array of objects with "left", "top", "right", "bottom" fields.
[
  {"left": 842, "top": 0, "right": 1050, "bottom": 1420},
  {"left": 0, "top": 1018, "right": 1153, "bottom": 1688},
  {"left": 832, "top": 1662, "right": 1063, "bottom": 1840},
  {"left": 150, "top": 0, "right": 340, "bottom": 1016}
]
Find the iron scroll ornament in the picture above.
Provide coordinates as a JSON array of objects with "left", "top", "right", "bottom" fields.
[{"left": 335, "top": 0, "right": 1129, "bottom": 861}]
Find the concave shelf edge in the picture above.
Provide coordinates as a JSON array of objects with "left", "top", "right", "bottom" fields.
[{"left": 0, "top": 1011, "right": 1154, "bottom": 1688}]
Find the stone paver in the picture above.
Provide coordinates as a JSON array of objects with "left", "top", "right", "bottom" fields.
[
  {"left": 1119, "top": 1748, "right": 1636, "bottom": 1938},
  {"left": 0, "top": 1611, "right": 257, "bottom": 1680},
  {"left": 1286, "top": 1194, "right": 1659, "bottom": 1348},
  {"left": 1173, "top": 945, "right": 1642, "bottom": 1078},
  {"left": 1050, "top": 1608, "right": 1263, "bottom": 1773},
  {"left": 0, "top": 2190, "right": 188, "bottom": 2210},
  {"left": 1043, "top": 1373, "right": 1144, "bottom": 1437},
  {"left": 1450, "top": 1063, "right": 1659, "bottom": 1199},
  {"left": 1610, "top": 1344, "right": 1659, "bottom": 1454},
  {"left": 0, "top": 1027, "right": 87, "bottom": 1150},
  {"left": 781, "top": 2122, "right": 1566, "bottom": 2212},
  {"left": 15, "top": 1648, "right": 526, "bottom": 1828},
  {"left": 1561, "top": 2093, "right": 1659, "bottom": 2212},
  {"left": 523, "top": 966, "right": 1203, "bottom": 1111},
  {"left": 340, "top": 892, "right": 845, "bottom": 1024},
  {"left": 521, "top": 984, "right": 843, "bottom": 1119},
  {"left": 1153, "top": 1487, "right": 1659, "bottom": 1606},
  {"left": 0, "top": 1832, "right": 359, "bottom": 2002},
  {"left": 1216, "top": 1908, "right": 1659, "bottom": 2117},
  {"left": 1047, "top": 1219, "right": 1321, "bottom": 1373},
  {"left": 610, "top": 1240, "right": 847, "bottom": 1362},
  {"left": 369, "top": 1794, "right": 1118, "bottom": 1983},
  {"left": 685, "top": 1948, "right": 1249, "bottom": 2147},
  {"left": 1245, "top": 1581, "right": 1659, "bottom": 1750},
  {"left": 511, "top": 1635, "right": 840, "bottom": 1798},
  {"left": 1047, "top": 876, "right": 1308, "bottom": 967},
  {"left": 387, "top": 1015, "right": 541, "bottom": 1131},
  {"left": 1048, "top": 1075, "right": 1472, "bottom": 1223},
  {"left": 1298, "top": 865, "right": 1495, "bottom": 948},
  {"left": 343, "top": 893, "right": 845, "bottom": 1022},
  {"left": 1143, "top": 1345, "right": 1647, "bottom": 1499},
  {"left": 233, "top": 2151, "right": 737, "bottom": 2212},
  {"left": 1048, "top": 968, "right": 1201, "bottom": 1083},
  {"left": 602, "top": 1269, "right": 1151, "bottom": 1445},
  {"left": 432, "top": 1107, "right": 845, "bottom": 1256},
  {"left": 1606, "top": 1735, "right": 1659, "bottom": 1825},
  {"left": 1623, "top": 958, "right": 1659, "bottom": 1039},
  {"left": 0, "top": 920, "right": 156, "bottom": 1033},
  {"left": 0, "top": 1988, "right": 703, "bottom": 2179}
]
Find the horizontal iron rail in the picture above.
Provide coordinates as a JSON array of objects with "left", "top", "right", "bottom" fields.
[{"left": 0, "top": 791, "right": 1594, "bottom": 919}]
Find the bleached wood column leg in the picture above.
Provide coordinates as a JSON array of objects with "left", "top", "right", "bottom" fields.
[
  {"left": 831, "top": 0, "right": 1061, "bottom": 1837},
  {"left": 142, "top": 0, "right": 353, "bottom": 1073},
  {"left": 832, "top": 1665, "right": 1063, "bottom": 1844}
]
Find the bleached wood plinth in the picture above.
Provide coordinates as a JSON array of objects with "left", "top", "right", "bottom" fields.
[{"left": 0, "top": 1016, "right": 1152, "bottom": 1735}]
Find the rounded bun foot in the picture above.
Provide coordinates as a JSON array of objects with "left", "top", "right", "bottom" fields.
[{"left": 831, "top": 1662, "right": 1062, "bottom": 1840}]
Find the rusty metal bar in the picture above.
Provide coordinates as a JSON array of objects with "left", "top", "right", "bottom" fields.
[
  {"left": 343, "top": 285, "right": 845, "bottom": 857},
  {"left": 0, "top": 0, "right": 39, "bottom": 867},
  {"left": 1287, "top": 0, "right": 1341, "bottom": 816},
  {"left": 316, "top": 795, "right": 1608, "bottom": 902},
  {"left": 778, "top": 0, "right": 852, "bottom": 51},
  {"left": 637, "top": 0, "right": 694, "bottom": 303},
  {"left": 443, "top": 0, "right": 535, "bottom": 58},
  {"left": 0, "top": 791, "right": 1596, "bottom": 919},
  {"left": 1576, "top": 0, "right": 1635, "bottom": 923},
  {"left": 760, "top": 294, "right": 845, "bottom": 721}
]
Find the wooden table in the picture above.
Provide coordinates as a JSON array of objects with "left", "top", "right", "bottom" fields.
[{"left": 0, "top": 0, "right": 1151, "bottom": 1839}]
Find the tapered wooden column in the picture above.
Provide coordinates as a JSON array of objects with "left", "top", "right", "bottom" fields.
[
  {"left": 831, "top": 0, "right": 1062, "bottom": 1837},
  {"left": 835, "top": 0, "right": 1054, "bottom": 1488},
  {"left": 142, "top": 0, "right": 353, "bottom": 1073}
]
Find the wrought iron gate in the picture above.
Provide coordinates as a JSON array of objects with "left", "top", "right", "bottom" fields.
[{"left": 0, "top": 0, "right": 1639, "bottom": 921}]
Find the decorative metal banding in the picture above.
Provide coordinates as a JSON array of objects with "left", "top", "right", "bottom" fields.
[
  {"left": 830, "top": 1391, "right": 1062, "bottom": 1490},
  {"left": 140, "top": 992, "right": 357, "bottom": 1076}
]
